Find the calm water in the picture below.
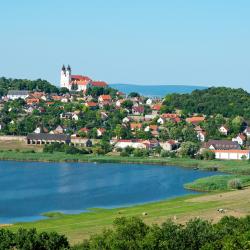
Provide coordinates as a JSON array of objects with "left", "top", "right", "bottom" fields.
[
  {"left": 0, "top": 161, "right": 218, "bottom": 223},
  {"left": 111, "top": 84, "right": 207, "bottom": 97}
]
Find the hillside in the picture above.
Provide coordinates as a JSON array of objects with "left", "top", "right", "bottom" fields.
[
  {"left": 164, "top": 87, "right": 250, "bottom": 118},
  {"left": 0, "top": 77, "right": 59, "bottom": 96},
  {"left": 111, "top": 83, "right": 207, "bottom": 97}
]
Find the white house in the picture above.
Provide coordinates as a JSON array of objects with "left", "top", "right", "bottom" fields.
[
  {"left": 157, "top": 117, "right": 165, "bottom": 125},
  {"left": 7, "top": 90, "right": 29, "bottom": 100},
  {"left": 212, "top": 150, "right": 250, "bottom": 160},
  {"left": 219, "top": 125, "right": 229, "bottom": 135},
  {"left": 244, "top": 127, "right": 250, "bottom": 138},
  {"left": 34, "top": 127, "right": 42, "bottom": 134},
  {"left": 146, "top": 98, "right": 153, "bottom": 105},
  {"left": 115, "top": 139, "right": 147, "bottom": 150},
  {"left": 197, "top": 131, "right": 206, "bottom": 142},
  {"left": 232, "top": 134, "right": 246, "bottom": 146}
]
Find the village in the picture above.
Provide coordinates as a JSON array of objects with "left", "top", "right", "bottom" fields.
[{"left": 0, "top": 65, "right": 250, "bottom": 161}]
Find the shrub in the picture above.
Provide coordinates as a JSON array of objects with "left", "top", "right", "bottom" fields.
[{"left": 227, "top": 178, "right": 242, "bottom": 190}]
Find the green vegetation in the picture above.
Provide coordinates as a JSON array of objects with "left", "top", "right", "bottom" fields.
[
  {"left": 185, "top": 175, "right": 250, "bottom": 191},
  {"left": 0, "top": 228, "right": 69, "bottom": 250},
  {"left": 73, "top": 216, "right": 250, "bottom": 250},
  {"left": 42, "top": 212, "right": 65, "bottom": 218},
  {"left": 163, "top": 87, "right": 250, "bottom": 118},
  {"left": 0, "top": 77, "right": 60, "bottom": 96}
]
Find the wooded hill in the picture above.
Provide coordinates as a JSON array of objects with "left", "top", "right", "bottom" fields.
[
  {"left": 164, "top": 87, "right": 250, "bottom": 118},
  {"left": 0, "top": 77, "right": 60, "bottom": 96}
]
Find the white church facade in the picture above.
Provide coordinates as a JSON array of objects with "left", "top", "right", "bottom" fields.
[{"left": 60, "top": 65, "right": 108, "bottom": 91}]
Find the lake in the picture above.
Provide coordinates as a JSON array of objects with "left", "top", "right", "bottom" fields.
[
  {"left": 111, "top": 84, "right": 207, "bottom": 97},
  {"left": 0, "top": 161, "right": 219, "bottom": 224}
]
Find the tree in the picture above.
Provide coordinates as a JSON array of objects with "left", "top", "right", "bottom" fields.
[
  {"left": 179, "top": 141, "right": 199, "bottom": 158},
  {"left": 128, "top": 92, "right": 140, "bottom": 98}
]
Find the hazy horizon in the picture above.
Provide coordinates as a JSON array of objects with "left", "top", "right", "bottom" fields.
[{"left": 0, "top": 1, "right": 249, "bottom": 90}]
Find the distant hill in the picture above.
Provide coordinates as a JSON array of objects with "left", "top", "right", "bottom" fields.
[
  {"left": 111, "top": 83, "right": 207, "bottom": 97},
  {"left": 163, "top": 87, "right": 250, "bottom": 118}
]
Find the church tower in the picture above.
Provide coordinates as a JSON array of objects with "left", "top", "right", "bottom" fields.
[{"left": 60, "top": 64, "right": 71, "bottom": 89}]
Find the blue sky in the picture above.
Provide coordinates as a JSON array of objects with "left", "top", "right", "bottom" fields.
[{"left": 0, "top": 0, "right": 249, "bottom": 90}]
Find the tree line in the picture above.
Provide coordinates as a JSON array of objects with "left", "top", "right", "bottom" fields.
[
  {"left": 2, "top": 216, "right": 250, "bottom": 249},
  {"left": 163, "top": 87, "right": 250, "bottom": 119}
]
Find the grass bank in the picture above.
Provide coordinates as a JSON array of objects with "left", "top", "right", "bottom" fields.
[
  {"left": 185, "top": 175, "right": 250, "bottom": 191},
  {"left": 0, "top": 151, "right": 250, "bottom": 175}
]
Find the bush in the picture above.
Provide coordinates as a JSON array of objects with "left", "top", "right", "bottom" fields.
[
  {"left": 0, "top": 228, "right": 69, "bottom": 250},
  {"left": 120, "top": 151, "right": 129, "bottom": 157},
  {"left": 227, "top": 178, "right": 242, "bottom": 190}
]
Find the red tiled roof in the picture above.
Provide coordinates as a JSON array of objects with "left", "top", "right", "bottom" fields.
[
  {"left": 152, "top": 104, "right": 162, "bottom": 111},
  {"left": 99, "top": 95, "right": 111, "bottom": 101},
  {"left": 85, "top": 102, "right": 97, "bottom": 107},
  {"left": 162, "top": 113, "right": 179, "bottom": 118},
  {"left": 91, "top": 81, "right": 108, "bottom": 87},
  {"left": 186, "top": 116, "right": 205, "bottom": 123},
  {"left": 71, "top": 75, "right": 92, "bottom": 81}
]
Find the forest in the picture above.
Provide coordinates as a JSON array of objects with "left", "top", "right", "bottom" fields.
[
  {"left": 163, "top": 87, "right": 250, "bottom": 119},
  {"left": 0, "top": 77, "right": 60, "bottom": 96}
]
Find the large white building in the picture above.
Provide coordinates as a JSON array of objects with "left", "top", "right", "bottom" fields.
[
  {"left": 60, "top": 65, "right": 107, "bottom": 91},
  {"left": 212, "top": 150, "right": 250, "bottom": 160}
]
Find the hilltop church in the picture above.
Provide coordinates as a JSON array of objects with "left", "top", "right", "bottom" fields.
[{"left": 60, "top": 65, "right": 108, "bottom": 91}]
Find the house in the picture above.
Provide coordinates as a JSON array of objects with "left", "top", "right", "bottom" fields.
[
  {"left": 79, "top": 127, "right": 89, "bottom": 134},
  {"left": 144, "top": 125, "right": 158, "bottom": 132},
  {"left": 7, "top": 90, "right": 29, "bottom": 100},
  {"left": 71, "top": 137, "right": 93, "bottom": 147},
  {"left": 32, "top": 92, "right": 45, "bottom": 99},
  {"left": 100, "top": 112, "right": 108, "bottom": 120},
  {"left": 98, "top": 95, "right": 111, "bottom": 103},
  {"left": 146, "top": 98, "right": 153, "bottom": 105},
  {"left": 132, "top": 106, "right": 144, "bottom": 115},
  {"left": 60, "top": 112, "right": 72, "bottom": 120},
  {"left": 144, "top": 114, "right": 157, "bottom": 121},
  {"left": 114, "top": 139, "right": 159, "bottom": 150},
  {"left": 114, "top": 139, "right": 147, "bottom": 150},
  {"left": 72, "top": 113, "right": 79, "bottom": 121},
  {"left": 85, "top": 102, "right": 98, "bottom": 109},
  {"left": 160, "top": 140, "right": 180, "bottom": 151},
  {"left": 116, "top": 99, "right": 125, "bottom": 108},
  {"left": 232, "top": 133, "right": 246, "bottom": 146},
  {"left": 186, "top": 116, "right": 205, "bottom": 125},
  {"left": 26, "top": 97, "right": 40, "bottom": 105},
  {"left": 194, "top": 126, "right": 206, "bottom": 142},
  {"left": 51, "top": 95, "right": 62, "bottom": 101},
  {"left": 152, "top": 104, "right": 162, "bottom": 114},
  {"left": 97, "top": 128, "right": 106, "bottom": 137},
  {"left": 122, "top": 117, "right": 130, "bottom": 123},
  {"left": 33, "top": 126, "right": 48, "bottom": 134},
  {"left": 197, "top": 131, "right": 206, "bottom": 142},
  {"left": 50, "top": 125, "right": 64, "bottom": 134},
  {"left": 244, "top": 127, "right": 250, "bottom": 138},
  {"left": 130, "top": 123, "right": 142, "bottom": 131},
  {"left": 202, "top": 140, "right": 241, "bottom": 150},
  {"left": 157, "top": 114, "right": 181, "bottom": 124},
  {"left": 212, "top": 150, "right": 250, "bottom": 160},
  {"left": 116, "top": 91, "right": 126, "bottom": 98},
  {"left": 219, "top": 125, "right": 229, "bottom": 135},
  {"left": 27, "top": 133, "right": 71, "bottom": 145}
]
